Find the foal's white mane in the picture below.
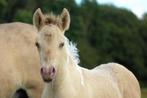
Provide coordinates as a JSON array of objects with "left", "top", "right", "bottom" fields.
[
  {"left": 64, "top": 37, "right": 85, "bottom": 86},
  {"left": 64, "top": 37, "right": 80, "bottom": 65}
]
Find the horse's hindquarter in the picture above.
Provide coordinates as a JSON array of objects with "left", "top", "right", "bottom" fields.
[
  {"left": 0, "top": 22, "right": 43, "bottom": 98},
  {"left": 0, "top": 49, "right": 21, "bottom": 98},
  {"left": 89, "top": 63, "right": 140, "bottom": 98},
  {"left": 106, "top": 63, "right": 140, "bottom": 98},
  {"left": 80, "top": 66, "right": 121, "bottom": 98}
]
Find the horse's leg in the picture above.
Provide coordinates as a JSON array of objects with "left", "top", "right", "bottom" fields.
[
  {"left": 0, "top": 79, "right": 16, "bottom": 98},
  {"left": 26, "top": 78, "right": 43, "bottom": 98},
  {"left": 27, "top": 86, "right": 43, "bottom": 98},
  {"left": 0, "top": 87, "right": 12, "bottom": 98}
]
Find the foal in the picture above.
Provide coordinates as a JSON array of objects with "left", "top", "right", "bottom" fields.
[{"left": 33, "top": 8, "right": 141, "bottom": 98}]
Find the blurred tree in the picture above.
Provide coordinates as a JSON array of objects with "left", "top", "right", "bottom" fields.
[{"left": 13, "top": 9, "right": 32, "bottom": 23}]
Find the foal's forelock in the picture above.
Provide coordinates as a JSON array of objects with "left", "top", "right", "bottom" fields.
[{"left": 44, "top": 15, "right": 62, "bottom": 30}]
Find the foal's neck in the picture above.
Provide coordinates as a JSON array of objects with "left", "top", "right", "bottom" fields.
[
  {"left": 52, "top": 55, "right": 83, "bottom": 90},
  {"left": 55, "top": 55, "right": 79, "bottom": 84},
  {"left": 43, "top": 55, "right": 85, "bottom": 98}
]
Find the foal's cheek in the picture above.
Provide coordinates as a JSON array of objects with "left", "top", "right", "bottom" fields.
[{"left": 59, "top": 52, "right": 68, "bottom": 65}]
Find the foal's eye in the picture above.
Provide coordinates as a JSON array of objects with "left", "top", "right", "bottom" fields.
[
  {"left": 59, "top": 42, "right": 64, "bottom": 48},
  {"left": 35, "top": 42, "right": 40, "bottom": 49}
]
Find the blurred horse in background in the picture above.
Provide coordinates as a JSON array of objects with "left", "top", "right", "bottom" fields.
[
  {"left": 0, "top": 22, "right": 43, "bottom": 98},
  {"left": 33, "top": 8, "right": 141, "bottom": 98}
]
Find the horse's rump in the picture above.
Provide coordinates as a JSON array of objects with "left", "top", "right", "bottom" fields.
[
  {"left": 0, "top": 22, "right": 43, "bottom": 98},
  {"left": 93, "top": 63, "right": 141, "bottom": 98}
]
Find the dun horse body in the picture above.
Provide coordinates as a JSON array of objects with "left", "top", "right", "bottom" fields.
[
  {"left": 33, "top": 8, "right": 141, "bottom": 98},
  {"left": 0, "top": 22, "right": 43, "bottom": 98}
]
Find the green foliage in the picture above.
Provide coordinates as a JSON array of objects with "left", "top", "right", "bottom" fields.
[
  {"left": 77, "top": 39, "right": 99, "bottom": 69},
  {"left": 141, "top": 88, "right": 147, "bottom": 98},
  {"left": 13, "top": 9, "right": 32, "bottom": 23},
  {"left": 0, "top": 0, "right": 147, "bottom": 83}
]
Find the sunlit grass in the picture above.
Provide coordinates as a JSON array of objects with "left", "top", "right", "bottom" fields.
[{"left": 142, "top": 88, "right": 147, "bottom": 98}]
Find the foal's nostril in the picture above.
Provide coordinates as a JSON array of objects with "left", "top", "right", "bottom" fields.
[
  {"left": 40, "top": 66, "right": 56, "bottom": 75},
  {"left": 41, "top": 67, "right": 47, "bottom": 74},
  {"left": 52, "top": 67, "right": 56, "bottom": 73},
  {"left": 40, "top": 67, "right": 44, "bottom": 74},
  {"left": 48, "top": 66, "right": 56, "bottom": 74},
  {"left": 40, "top": 67, "right": 45, "bottom": 73}
]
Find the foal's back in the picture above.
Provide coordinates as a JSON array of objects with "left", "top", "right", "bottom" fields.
[
  {"left": 82, "top": 63, "right": 140, "bottom": 98},
  {"left": 0, "top": 22, "right": 43, "bottom": 98}
]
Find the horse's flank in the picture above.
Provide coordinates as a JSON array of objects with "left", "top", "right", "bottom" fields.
[{"left": 0, "top": 22, "right": 43, "bottom": 98}]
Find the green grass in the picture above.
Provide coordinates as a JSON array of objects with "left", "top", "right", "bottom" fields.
[{"left": 142, "top": 88, "right": 147, "bottom": 98}]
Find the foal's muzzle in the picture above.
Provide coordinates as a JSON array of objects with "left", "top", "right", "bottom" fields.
[{"left": 40, "top": 66, "right": 56, "bottom": 83}]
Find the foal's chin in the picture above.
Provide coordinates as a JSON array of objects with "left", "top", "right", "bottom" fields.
[
  {"left": 41, "top": 75, "right": 54, "bottom": 83},
  {"left": 42, "top": 78, "right": 53, "bottom": 83}
]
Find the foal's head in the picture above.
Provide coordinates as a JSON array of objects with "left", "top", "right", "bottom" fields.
[{"left": 33, "top": 8, "right": 70, "bottom": 82}]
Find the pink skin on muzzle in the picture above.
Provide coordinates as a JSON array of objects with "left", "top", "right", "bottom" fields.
[{"left": 40, "top": 66, "right": 56, "bottom": 82}]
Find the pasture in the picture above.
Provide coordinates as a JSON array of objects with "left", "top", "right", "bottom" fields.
[{"left": 142, "top": 88, "right": 147, "bottom": 98}]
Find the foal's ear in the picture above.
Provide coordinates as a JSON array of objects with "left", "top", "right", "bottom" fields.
[
  {"left": 33, "top": 8, "right": 44, "bottom": 30},
  {"left": 60, "top": 8, "right": 70, "bottom": 31}
]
